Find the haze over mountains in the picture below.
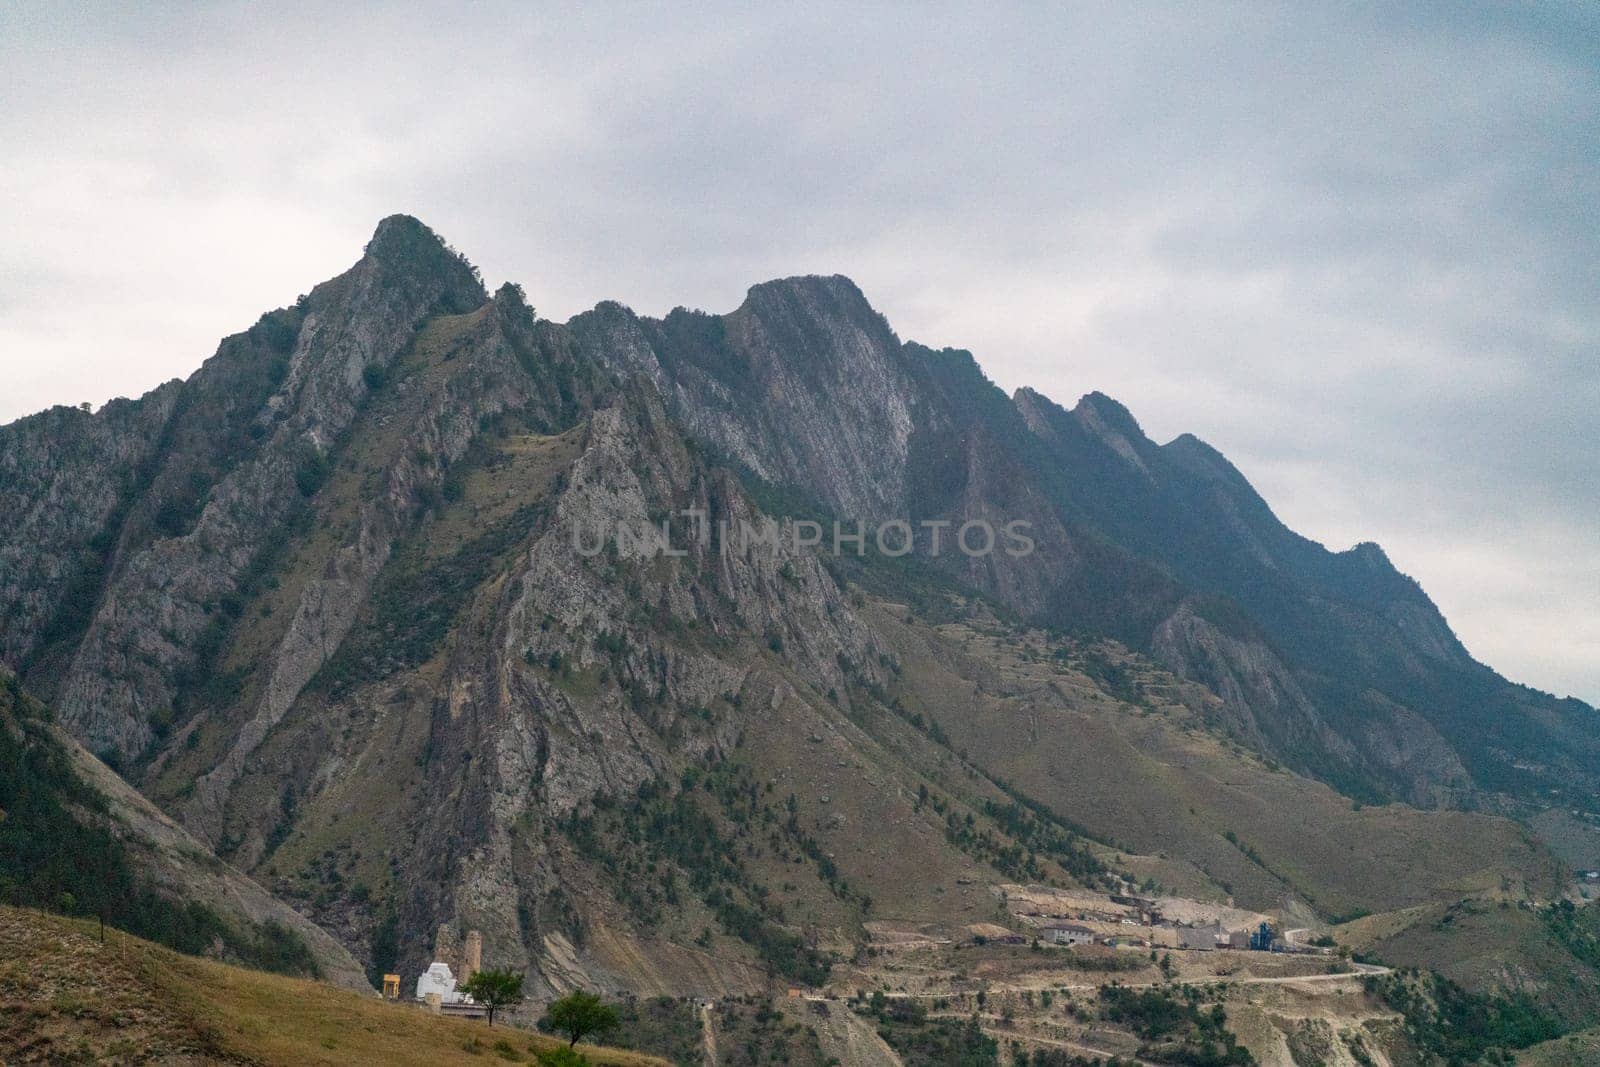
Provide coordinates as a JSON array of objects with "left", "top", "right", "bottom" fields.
[{"left": 1, "top": 217, "right": 1595, "bottom": 1015}]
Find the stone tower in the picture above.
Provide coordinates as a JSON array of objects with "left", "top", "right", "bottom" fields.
[{"left": 461, "top": 929, "right": 482, "bottom": 983}]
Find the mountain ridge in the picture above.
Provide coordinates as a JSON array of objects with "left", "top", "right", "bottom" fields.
[{"left": 3, "top": 214, "right": 1590, "bottom": 803}]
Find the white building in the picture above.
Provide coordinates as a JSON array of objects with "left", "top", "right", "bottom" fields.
[
  {"left": 415, "top": 961, "right": 474, "bottom": 1004},
  {"left": 1043, "top": 923, "right": 1096, "bottom": 946}
]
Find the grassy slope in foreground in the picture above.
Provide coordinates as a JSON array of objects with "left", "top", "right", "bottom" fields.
[{"left": 0, "top": 906, "right": 668, "bottom": 1066}]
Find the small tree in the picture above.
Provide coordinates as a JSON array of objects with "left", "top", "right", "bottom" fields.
[
  {"left": 540, "top": 990, "right": 620, "bottom": 1047},
  {"left": 461, "top": 968, "right": 524, "bottom": 1027}
]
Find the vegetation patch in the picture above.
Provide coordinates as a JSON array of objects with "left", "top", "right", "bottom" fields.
[
  {"left": 602, "top": 996, "right": 702, "bottom": 1065},
  {"left": 316, "top": 498, "right": 547, "bottom": 694},
  {"left": 712, "top": 996, "right": 832, "bottom": 1067},
  {"left": 1365, "top": 967, "right": 1559, "bottom": 1064},
  {"left": 561, "top": 760, "right": 845, "bottom": 986},
  {"left": 859, "top": 996, "right": 999, "bottom": 1065},
  {"left": 1098, "top": 985, "right": 1253, "bottom": 1065}
]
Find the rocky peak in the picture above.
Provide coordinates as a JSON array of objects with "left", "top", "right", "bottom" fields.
[
  {"left": 1011, "top": 385, "right": 1066, "bottom": 441},
  {"left": 737, "top": 273, "right": 882, "bottom": 325},
  {"left": 730, "top": 275, "right": 899, "bottom": 378},
  {"left": 39, "top": 218, "right": 500, "bottom": 760},
  {"left": 569, "top": 274, "right": 917, "bottom": 521},
  {"left": 1062, "top": 391, "right": 1157, "bottom": 479},
  {"left": 361, "top": 214, "right": 479, "bottom": 288},
  {"left": 1013, "top": 385, "right": 1160, "bottom": 475},
  {"left": 1344, "top": 540, "right": 1394, "bottom": 569}
]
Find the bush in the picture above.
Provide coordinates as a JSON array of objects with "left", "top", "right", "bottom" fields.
[
  {"left": 536, "top": 1049, "right": 591, "bottom": 1067},
  {"left": 294, "top": 449, "right": 331, "bottom": 497}
]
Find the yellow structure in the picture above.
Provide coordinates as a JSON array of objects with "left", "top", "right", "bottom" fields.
[{"left": 381, "top": 973, "right": 401, "bottom": 999}]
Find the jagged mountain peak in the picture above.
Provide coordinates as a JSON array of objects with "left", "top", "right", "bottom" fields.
[
  {"left": 732, "top": 273, "right": 899, "bottom": 355},
  {"left": 739, "top": 271, "right": 870, "bottom": 308},
  {"left": 1071, "top": 389, "right": 1149, "bottom": 444},
  {"left": 363, "top": 213, "right": 448, "bottom": 260},
  {"left": 5, "top": 222, "right": 1598, "bottom": 1012},
  {"left": 1011, "top": 384, "right": 1066, "bottom": 440},
  {"left": 349, "top": 214, "right": 486, "bottom": 310},
  {"left": 1343, "top": 540, "right": 1393, "bottom": 566},
  {"left": 1012, "top": 385, "right": 1158, "bottom": 472}
]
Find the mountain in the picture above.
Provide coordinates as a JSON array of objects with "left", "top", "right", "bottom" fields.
[{"left": 0, "top": 216, "right": 1593, "bottom": 1024}]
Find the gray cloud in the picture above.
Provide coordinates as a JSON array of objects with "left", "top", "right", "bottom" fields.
[{"left": 1, "top": 1, "right": 1595, "bottom": 702}]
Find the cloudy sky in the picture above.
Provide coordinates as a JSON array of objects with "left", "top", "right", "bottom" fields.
[{"left": 2, "top": 3, "right": 1595, "bottom": 703}]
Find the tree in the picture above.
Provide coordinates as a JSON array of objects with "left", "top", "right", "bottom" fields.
[
  {"left": 540, "top": 990, "right": 620, "bottom": 1047},
  {"left": 461, "top": 968, "right": 524, "bottom": 1027}
]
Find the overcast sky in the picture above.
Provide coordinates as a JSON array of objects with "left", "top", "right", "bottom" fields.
[{"left": 2, "top": 3, "right": 1595, "bottom": 704}]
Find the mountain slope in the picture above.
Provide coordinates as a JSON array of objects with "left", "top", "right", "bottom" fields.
[
  {"left": 1012, "top": 385, "right": 1598, "bottom": 806},
  {"left": 0, "top": 669, "right": 366, "bottom": 988}
]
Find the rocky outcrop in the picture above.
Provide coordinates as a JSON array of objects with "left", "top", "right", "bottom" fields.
[
  {"left": 1346, "top": 689, "right": 1473, "bottom": 807},
  {"left": 571, "top": 275, "right": 915, "bottom": 521},
  {"left": 180, "top": 287, "right": 560, "bottom": 843},
  {"left": 1151, "top": 601, "right": 1360, "bottom": 776}
]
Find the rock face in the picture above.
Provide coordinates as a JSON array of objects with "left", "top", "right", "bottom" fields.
[
  {"left": 380, "top": 391, "right": 884, "bottom": 985},
  {"left": 1, "top": 214, "right": 1594, "bottom": 994},
  {"left": 179, "top": 284, "right": 558, "bottom": 845},
  {"left": 570, "top": 276, "right": 916, "bottom": 521},
  {"left": 0, "top": 383, "right": 182, "bottom": 673}
]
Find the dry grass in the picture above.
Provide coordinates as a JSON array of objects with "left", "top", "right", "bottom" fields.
[
  {"left": 866, "top": 599, "right": 1560, "bottom": 919},
  {"left": 0, "top": 906, "right": 668, "bottom": 1066}
]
